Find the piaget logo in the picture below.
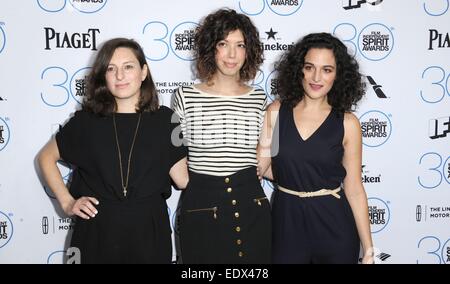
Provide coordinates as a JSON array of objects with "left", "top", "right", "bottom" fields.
[
  {"left": 44, "top": 27, "right": 100, "bottom": 50},
  {"left": 428, "top": 29, "right": 450, "bottom": 50}
]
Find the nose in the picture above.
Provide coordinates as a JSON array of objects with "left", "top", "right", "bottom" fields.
[
  {"left": 312, "top": 69, "right": 321, "bottom": 82},
  {"left": 228, "top": 46, "right": 236, "bottom": 58},
  {"left": 115, "top": 67, "right": 124, "bottom": 80}
]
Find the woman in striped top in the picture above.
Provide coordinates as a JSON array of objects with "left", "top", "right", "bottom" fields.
[{"left": 173, "top": 8, "right": 271, "bottom": 264}]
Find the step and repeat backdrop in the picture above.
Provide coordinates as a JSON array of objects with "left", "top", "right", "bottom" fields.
[{"left": 0, "top": 0, "right": 449, "bottom": 264}]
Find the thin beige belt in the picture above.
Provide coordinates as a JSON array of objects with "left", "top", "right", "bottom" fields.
[{"left": 278, "top": 185, "right": 341, "bottom": 199}]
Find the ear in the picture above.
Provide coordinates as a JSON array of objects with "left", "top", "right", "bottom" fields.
[{"left": 142, "top": 64, "right": 148, "bottom": 81}]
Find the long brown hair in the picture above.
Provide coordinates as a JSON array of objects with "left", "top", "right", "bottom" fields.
[{"left": 83, "top": 38, "right": 159, "bottom": 115}]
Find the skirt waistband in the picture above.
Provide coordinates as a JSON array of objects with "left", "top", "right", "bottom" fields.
[{"left": 189, "top": 166, "right": 259, "bottom": 187}]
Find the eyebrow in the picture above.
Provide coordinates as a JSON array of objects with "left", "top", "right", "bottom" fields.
[
  {"left": 108, "top": 61, "right": 138, "bottom": 66},
  {"left": 219, "top": 39, "right": 245, "bottom": 43},
  {"left": 304, "top": 61, "right": 336, "bottom": 68}
]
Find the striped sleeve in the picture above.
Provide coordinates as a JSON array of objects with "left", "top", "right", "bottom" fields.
[{"left": 172, "top": 87, "right": 186, "bottom": 136}]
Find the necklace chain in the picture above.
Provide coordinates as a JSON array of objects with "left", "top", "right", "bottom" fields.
[{"left": 112, "top": 113, "right": 141, "bottom": 197}]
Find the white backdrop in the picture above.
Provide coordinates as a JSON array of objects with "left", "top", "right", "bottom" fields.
[{"left": 0, "top": 0, "right": 449, "bottom": 264}]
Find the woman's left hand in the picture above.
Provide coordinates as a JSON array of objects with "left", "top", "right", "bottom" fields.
[{"left": 361, "top": 254, "right": 375, "bottom": 264}]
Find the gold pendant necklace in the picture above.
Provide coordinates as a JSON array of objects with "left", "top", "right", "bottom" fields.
[{"left": 112, "top": 113, "right": 142, "bottom": 197}]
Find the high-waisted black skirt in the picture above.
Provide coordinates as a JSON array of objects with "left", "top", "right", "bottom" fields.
[{"left": 178, "top": 166, "right": 271, "bottom": 264}]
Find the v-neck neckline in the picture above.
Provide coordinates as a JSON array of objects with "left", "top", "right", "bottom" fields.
[{"left": 292, "top": 107, "right": 333, "bottom": 142}]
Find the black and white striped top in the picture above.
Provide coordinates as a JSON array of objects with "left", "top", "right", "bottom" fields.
[{"left": 173, "top": 85, "right": 267, "bottom": 176}]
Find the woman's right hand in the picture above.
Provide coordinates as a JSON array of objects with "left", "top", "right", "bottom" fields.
[{"left": 62, "top": 196, "right": 99, "bottom": 219}]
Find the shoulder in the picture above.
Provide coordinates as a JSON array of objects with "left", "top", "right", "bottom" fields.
[
  {"left": 155, "top": 105, "right": 182, "bottom": 122},
  {"left": 248, "top": 88, "right": 267, "bottom": 108},
  {"left": 69, "top": 109, "right": 94, "bottom": 123},
  {"left": 176, "top": 85, "right": 197, "bottom": 96},
  {"left": 343, "top": 112, "right": 361, "bottom": 129},
  {"left": 58, "top": 110, "right": 94, "bottom": 137},
  {"left": 155, "top": 105, "right": 174, "bottom": 117},
  {"left": 250, "top": 87, "right": 266, "bottom": 97},
  {"left": 183, "top": 85, "right": 198, "bottom": 94},
  {"left": 73, "top": 109, "right": 89, "bottom": 117},
  {"left": 193, "top": 83, "right": 203, "bottom": 90},
  {"left": 343, "top": 112, "right": 362, "bottom": 141},
  {"left": 73, "top": 109, "right": 109, "bottom": 120}
]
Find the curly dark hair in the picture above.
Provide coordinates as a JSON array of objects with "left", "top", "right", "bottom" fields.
[
  {"left": 194, "top": 8, "right": 263, "bottom": 82},
  {"left": 83, "top": 38, "right": 158, "bottom": 115},
  {"left": 276, "top": 32, "right": 365, "bottom": 112}
]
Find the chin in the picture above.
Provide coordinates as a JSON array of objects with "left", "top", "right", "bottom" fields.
[{"left": 114, "top": 94, "right": 137, "bottom": 100}]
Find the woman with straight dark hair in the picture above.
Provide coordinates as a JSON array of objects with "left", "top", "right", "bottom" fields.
[
  {"left": 38, "top": 38, "right": 188, "bottom": 263},
  {"left": 173, "top": 8, "right": 271, "bottom": 264}
]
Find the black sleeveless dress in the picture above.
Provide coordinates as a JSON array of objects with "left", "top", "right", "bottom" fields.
[{"left": 271, "top": 103, "right": 359, "bottom": 264}]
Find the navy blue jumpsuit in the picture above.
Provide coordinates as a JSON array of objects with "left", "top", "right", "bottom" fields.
[{"left": 271, "top": 103, "right": 360, "bottom": 264}]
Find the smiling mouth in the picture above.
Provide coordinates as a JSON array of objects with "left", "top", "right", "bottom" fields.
[
  {"left": 115, "top": 83, "right": 129, "bottom": 89},
  {"left": 224, "top": 62, "right": 238, "bottom": 68},
  {"left": 309, "top": 83, "right": 322, "bottom": 90}
]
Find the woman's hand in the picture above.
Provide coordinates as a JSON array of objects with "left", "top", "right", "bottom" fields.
[
  {"left": 361, "top": 253, "right": 375, "bottom": 264},
  {"left": 63, "top": 196, "right": 99, "bottom": 219}
]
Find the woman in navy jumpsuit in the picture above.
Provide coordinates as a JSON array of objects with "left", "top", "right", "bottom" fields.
[{"left": 257, "top": 33, "right": 374, "bottom": 264}]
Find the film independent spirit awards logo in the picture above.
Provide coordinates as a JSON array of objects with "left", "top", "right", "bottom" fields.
[
  {"left": 368, "top": 197, "right": 390, "bottom": 233},
  {"left": 359, "top": 110, "right": 392, "bottom": 147},
  {"left": 358, "top": 23, "right": 394, "bottom": 61},
  {"left": 170, "top": 22, "right": 198, "bottom": 61},
  {"left": 0, "top": 211, "right": 13, "bottom": 248},
  {"left": 0, "top": 117, "right": 11, "bottom": 151},
  {"left": 0, "top": 21, "right": 6, "bottom": 55},
  {"left": 37, "top": 0, "right": 108, "bottom": 14},
  {"left": 70, "top": 67, "right": 91, "bottom": 104}
]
